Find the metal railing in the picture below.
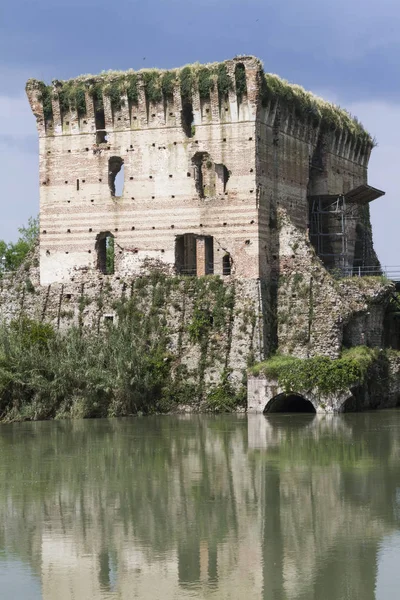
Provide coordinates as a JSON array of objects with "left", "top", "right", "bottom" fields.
[{"left": 330, "top": 266, "right": 400, "bottom": 281}]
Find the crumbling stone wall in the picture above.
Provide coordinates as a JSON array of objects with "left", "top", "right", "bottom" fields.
[
  {"left": 0, "top": 244, "right": 264, "bottom": 395},
  {"left": 274, "top": 210, "right": 393, "bottom": 358}
]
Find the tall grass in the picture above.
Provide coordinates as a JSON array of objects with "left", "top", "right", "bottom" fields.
[{"left": 0, "top": 314, "right": 172, "bottom": 422}]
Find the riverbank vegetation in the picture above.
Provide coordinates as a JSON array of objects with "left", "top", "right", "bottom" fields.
[
  {"left": 250, "top": 347, "right": 378, "bottom": 395},
  {"left": 0, "top": 275, "right": 246, "bottom": 422}
]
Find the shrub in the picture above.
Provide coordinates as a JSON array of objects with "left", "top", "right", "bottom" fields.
[{"left": 251, "top": 346, "right": 377, "bottom": 395}]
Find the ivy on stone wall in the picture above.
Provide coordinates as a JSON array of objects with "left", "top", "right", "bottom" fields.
[
  {"left": 197, "top": 66, "right": 215, "bottom": 100},
  {"left": 142, "top": 70, "right": 163, "bottom": 104},
  {"left": 216, "top": 63, "right": 233, "bottom": 100},
  {"left": 161, "top": 70, "right": 177, "bottom": 100},
  {"left": 37, "top": 82, "right": 53, "bottom": 122},
  {"left": 104, "top": 76, "right": 126, "bottom": 111},
  {"left": 126, "top": 73, "right": 139, "bottom": 104},
  {"left": 251, "top": 346, "right": 377, "bottom": 395},
  {"left": 179, "top": 66, "right": 193, "bottom": 103},
  {"left": 234, "top": 63, "right": 247, "bottom": 102},
  {"left": 56, "top": 80, "right": 87, "bottom": 118}
]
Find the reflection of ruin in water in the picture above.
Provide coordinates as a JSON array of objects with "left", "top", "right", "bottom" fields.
[{"left": 0, "top": 414, "right": 399, "bottom": 599}]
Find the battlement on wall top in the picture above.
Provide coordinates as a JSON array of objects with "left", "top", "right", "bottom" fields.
[{"left": 26, "top": 55, "right": 374, "bottom": 151}]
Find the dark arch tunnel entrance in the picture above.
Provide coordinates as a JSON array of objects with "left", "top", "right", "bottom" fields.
[{"left": 264, "top": 393, "right": 316, "bottom": 414}]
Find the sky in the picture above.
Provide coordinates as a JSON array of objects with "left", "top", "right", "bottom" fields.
[{"left": 1, "top": 0, "right": 398, "bottom": 265}]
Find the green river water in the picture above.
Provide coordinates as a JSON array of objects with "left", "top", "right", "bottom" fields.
[{"left": 1, "top": 411, "right": 400, "bottom": 599}]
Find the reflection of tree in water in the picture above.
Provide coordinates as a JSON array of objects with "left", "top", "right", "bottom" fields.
[{"left": 0, "top": 413, "right": 399, "bottom": 598}]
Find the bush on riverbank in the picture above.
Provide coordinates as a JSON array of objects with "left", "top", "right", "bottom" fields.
[
  {"left": 0, "top": 314, "right": 173, "bottom": 421},
  {"left": 0, "top": 296, "right": 245, "bottom": 421},
  {"left": 250, "top": 347, "right": 378, "bottom": 395}
]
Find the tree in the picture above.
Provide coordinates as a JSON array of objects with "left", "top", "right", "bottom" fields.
[{"left": 0, "top": 217, "right": 39, "bottom": 272}]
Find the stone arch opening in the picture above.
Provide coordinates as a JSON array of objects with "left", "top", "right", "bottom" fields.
[
  {"left": 108, "top": 156, "right": 124, "bottom": 197},
  {"left": 264, "top": 393, "right": 316, "bottom": 414},
  {"left": 340, "top": 395, "right": 357, "bottom": 413},
  {"left": 96, "top": 231, "right": 115, "bottom": 274}
]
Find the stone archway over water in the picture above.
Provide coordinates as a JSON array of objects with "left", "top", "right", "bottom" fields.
[{"left": 264, "top": 393, "right": 316, "bottom": 414}]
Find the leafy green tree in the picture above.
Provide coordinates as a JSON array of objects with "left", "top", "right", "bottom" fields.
[{"left": 0, "top": 217, "right": 39, "bottom": 272}]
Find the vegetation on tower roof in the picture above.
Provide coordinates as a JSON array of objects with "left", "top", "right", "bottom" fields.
[{"left": 27, "top": 56, "right": 374, "bottom": 146}]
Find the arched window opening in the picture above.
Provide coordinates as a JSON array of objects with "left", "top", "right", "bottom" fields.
[
  {"left": 192, "top": 152, "right": 215, "bottom": 199},
  {"left": 108, "top": 156, "right": 124, "bottom": 197},
  {"left": 215, "top": 163, "right": 230, "bottom": 194},
  {"left": 96, "top": 232, "right": 115, "bottom": 274},
  {"left": 264, "top": 393, "right": 316, "bottom": 414},
  {"left": 234, "top": 63, "right": 247, "bottom": 103},
  {"left": 181, "top": 102, "right": 194, "bottom": 138},
  {"left": 222, "top": 253, "right": 231, "bottom": 275}
]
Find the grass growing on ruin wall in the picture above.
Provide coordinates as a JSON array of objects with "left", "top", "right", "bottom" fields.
[
  {"left": 29, "top": 57, "right": 373, "bottom": 145},
  {"left": 0, "top": 274, "right": 246, "bottom": 422},
  {"left": 250, "top": 347, "right": 377, "bottom": 395}
]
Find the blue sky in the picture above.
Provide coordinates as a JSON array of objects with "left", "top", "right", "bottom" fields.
[{"left": 1, "top": 0, "right": 398, "bottom": 264}]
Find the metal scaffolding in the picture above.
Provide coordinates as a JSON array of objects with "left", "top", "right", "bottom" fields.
[{"left": 309, "top": 194, "right": 348, "bottom": 270}]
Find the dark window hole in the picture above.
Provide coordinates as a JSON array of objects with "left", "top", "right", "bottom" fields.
[
  {"left": 96, "top": 231, "right": 115, "bottom": 275},
  {"left": 181, "top": 102, "right": 194, "bottom": 138},
  {"left": 223, "top": 253, "right": 231, "bottom": 275}
]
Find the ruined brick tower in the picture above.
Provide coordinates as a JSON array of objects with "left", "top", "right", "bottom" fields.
[{"left": 26, "top": 56, "right": 383, "bottom": 287}]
